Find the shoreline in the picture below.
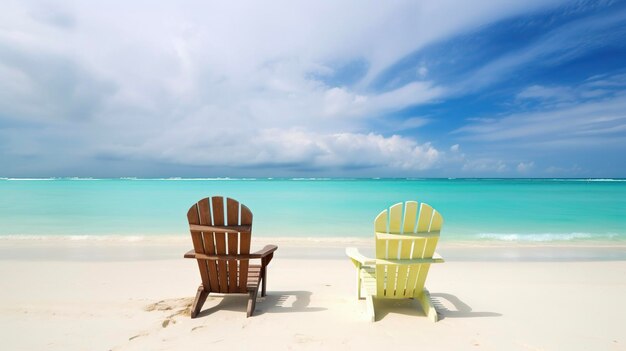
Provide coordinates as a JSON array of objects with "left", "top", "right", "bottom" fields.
[
  {"left": 1, "top": 236, "right": 625, "bottom": 262},
  {"left": 2, "top": 233, "right": 625, "bottom": 245},
  {"left": 2, "top": 177, "right": 626, "bottom": 180}
]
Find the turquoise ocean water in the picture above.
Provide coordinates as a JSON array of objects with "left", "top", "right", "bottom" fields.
[{"left": 0, "top": 178, "right": 624, "bottom": 242}]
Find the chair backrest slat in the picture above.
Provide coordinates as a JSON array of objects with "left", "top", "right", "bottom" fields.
[
  {"left": 412, "top": 238, "right": 426, "bottom": 259},
  {"left": 238, "top": 204, "right": 253, "bottom": 293},
  {"left": 388, "top": 203, "right": 403, "bottom": 234},
  {"left": 416, "top": 203, "right": 433, "bottom": 233},
  {"left": 399, "top": 239, "right": 412, "bottom": 258},
  {"left": 187, "top": 204, "right": 211, "bottom": 291},
  {"left": 430, "top": 211, "right": 443, "bottom": 231},
  {"left": 211, "top": 197, "right": 225, "bottom": 226},
  {"left": 402, "top": 201, "right": 418, "bottom": 233}
]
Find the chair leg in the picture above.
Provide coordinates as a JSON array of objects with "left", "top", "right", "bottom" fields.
[
  {"left": 261, "top": 266, "right": 267, "bottom": 297},
  {"left": 365, "top": 295, "right": 375, "bottom": 322},
  {"left": 356, "top": 267, "right": 363, "bottom": 300},
  {"left": 416, "top": 288, "right": 438, "bottom": 322},
  {"left": 260, "top": 253, "right": 274, "bottom": 297},
  {"left": 191, "top": 285, "right": 209, "bottom": 318},
  {"left": 247, "top": 288, "right": 259, "bottom": 317}
]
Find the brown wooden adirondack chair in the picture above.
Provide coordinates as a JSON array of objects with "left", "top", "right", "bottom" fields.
[{"left": 184, "top": 196, "right": 277, "bottom": 318}]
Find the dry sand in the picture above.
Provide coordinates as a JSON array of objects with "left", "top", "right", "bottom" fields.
[{"left": 0, "top": 238, "right": 625, "bottom": 350}]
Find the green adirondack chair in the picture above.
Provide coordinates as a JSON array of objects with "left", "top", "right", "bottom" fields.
[{"left": 346, "top": 201, "right": 444, "bottom": 322}]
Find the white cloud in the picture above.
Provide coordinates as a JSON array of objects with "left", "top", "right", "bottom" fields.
[
  {"left": 516, "top": 161, "right": 535, "bottom": 173},
  {"left": 101, "top": 128, "right": 441, "bottom": 172},
  {"left": 462, "top": 159, "right": 508, "bottom": 173},
  {"left": 545, "top": 164, "right": 582, "bottom": 175},
  {"left": 400, "top": 117, "right": 430, "bottom": 130},
  {"left": 417, "top": 66, "right": 429, "bottom": 78},
  {"left": 321, "top": 87, "right": 368, "bottom": 117},
  {"left": 318, "top": 132, "right": 440, "bottom": 170}
]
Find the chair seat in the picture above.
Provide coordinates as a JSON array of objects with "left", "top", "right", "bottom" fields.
[
  {"left": 246, "top": 265, "right": 262, "bottom": 290},
  {"left": 360, "top": 265, "right": 377, "bottom": 296}
]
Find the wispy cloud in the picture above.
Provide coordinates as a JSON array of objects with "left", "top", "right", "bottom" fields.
[
  {"left": 454, "top": 6, "right": 626, "bottom": 93},
  {"left": 516, "top": 85, "right": 577, "bottom": 102},
  {"left": 455, "top": 91, "right": 626, "bottom": 144},
  {"left": 516, "top": 73, "right": 626, "bottom": 105}
]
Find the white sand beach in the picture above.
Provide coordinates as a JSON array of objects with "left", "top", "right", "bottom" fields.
[{"left": 1, "top": 239, "right": 625, "bottom": 351}]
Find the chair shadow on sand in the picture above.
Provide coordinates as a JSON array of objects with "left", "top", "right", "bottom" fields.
[
  {"left": 196, "top": 290, "right": 326, "bottom": 318},
  {"left": 372, "top": 292, "right": 501, "bottom": 321},
  {"left": 430, "top": 293, "right": 502, "bottom": 320}
]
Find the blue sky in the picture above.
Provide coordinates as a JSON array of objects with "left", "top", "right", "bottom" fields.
[{"left": 1, "top": 0, "right": 625, "bottom": 177}]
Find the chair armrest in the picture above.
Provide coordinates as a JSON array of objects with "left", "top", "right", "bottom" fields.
[
  {"left": 346, "top": 247, "right": 375, "bottom": 267},
  {"left": 432, "top": 252, "right": 444, "bottom": 263},
  {"left": 184, "top": 249, "right": 196, "bottom": 259},
  {"left": 375, "top": 257, "right": 445, "bottom": 265},
  {"left": 184, "top": 245, "right": 278, "bottom": 260},
  {"left": 375, "top": 252, "right": 444, "bottom": 265},
  {"left": 250, "top": 244, "right": 278, "bottom": 258}
]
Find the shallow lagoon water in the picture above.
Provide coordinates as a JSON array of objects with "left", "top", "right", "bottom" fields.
[{"left": 0, "top": 178, "right": 624, "bottom": 242}]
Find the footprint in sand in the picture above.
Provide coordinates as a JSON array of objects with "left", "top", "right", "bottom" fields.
[
  {"left": 128, "top": 332, "right": 149, "bottom": 341},
  {"left": 144, "top": 297, "right": 193, "bottom": 314},
  {"left": 191, "top": 325, "right": 206, "bottom": 332},
  {"left": 144, "top": 297, "right": 193, "bottom": 328},
  {"left": 295, "top": 333, "right": 320, "bottom": 344}
]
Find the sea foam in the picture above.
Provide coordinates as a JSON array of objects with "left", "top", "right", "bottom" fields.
[{"left": 476, "top": 232, "right": 619, "bottom": 242}]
